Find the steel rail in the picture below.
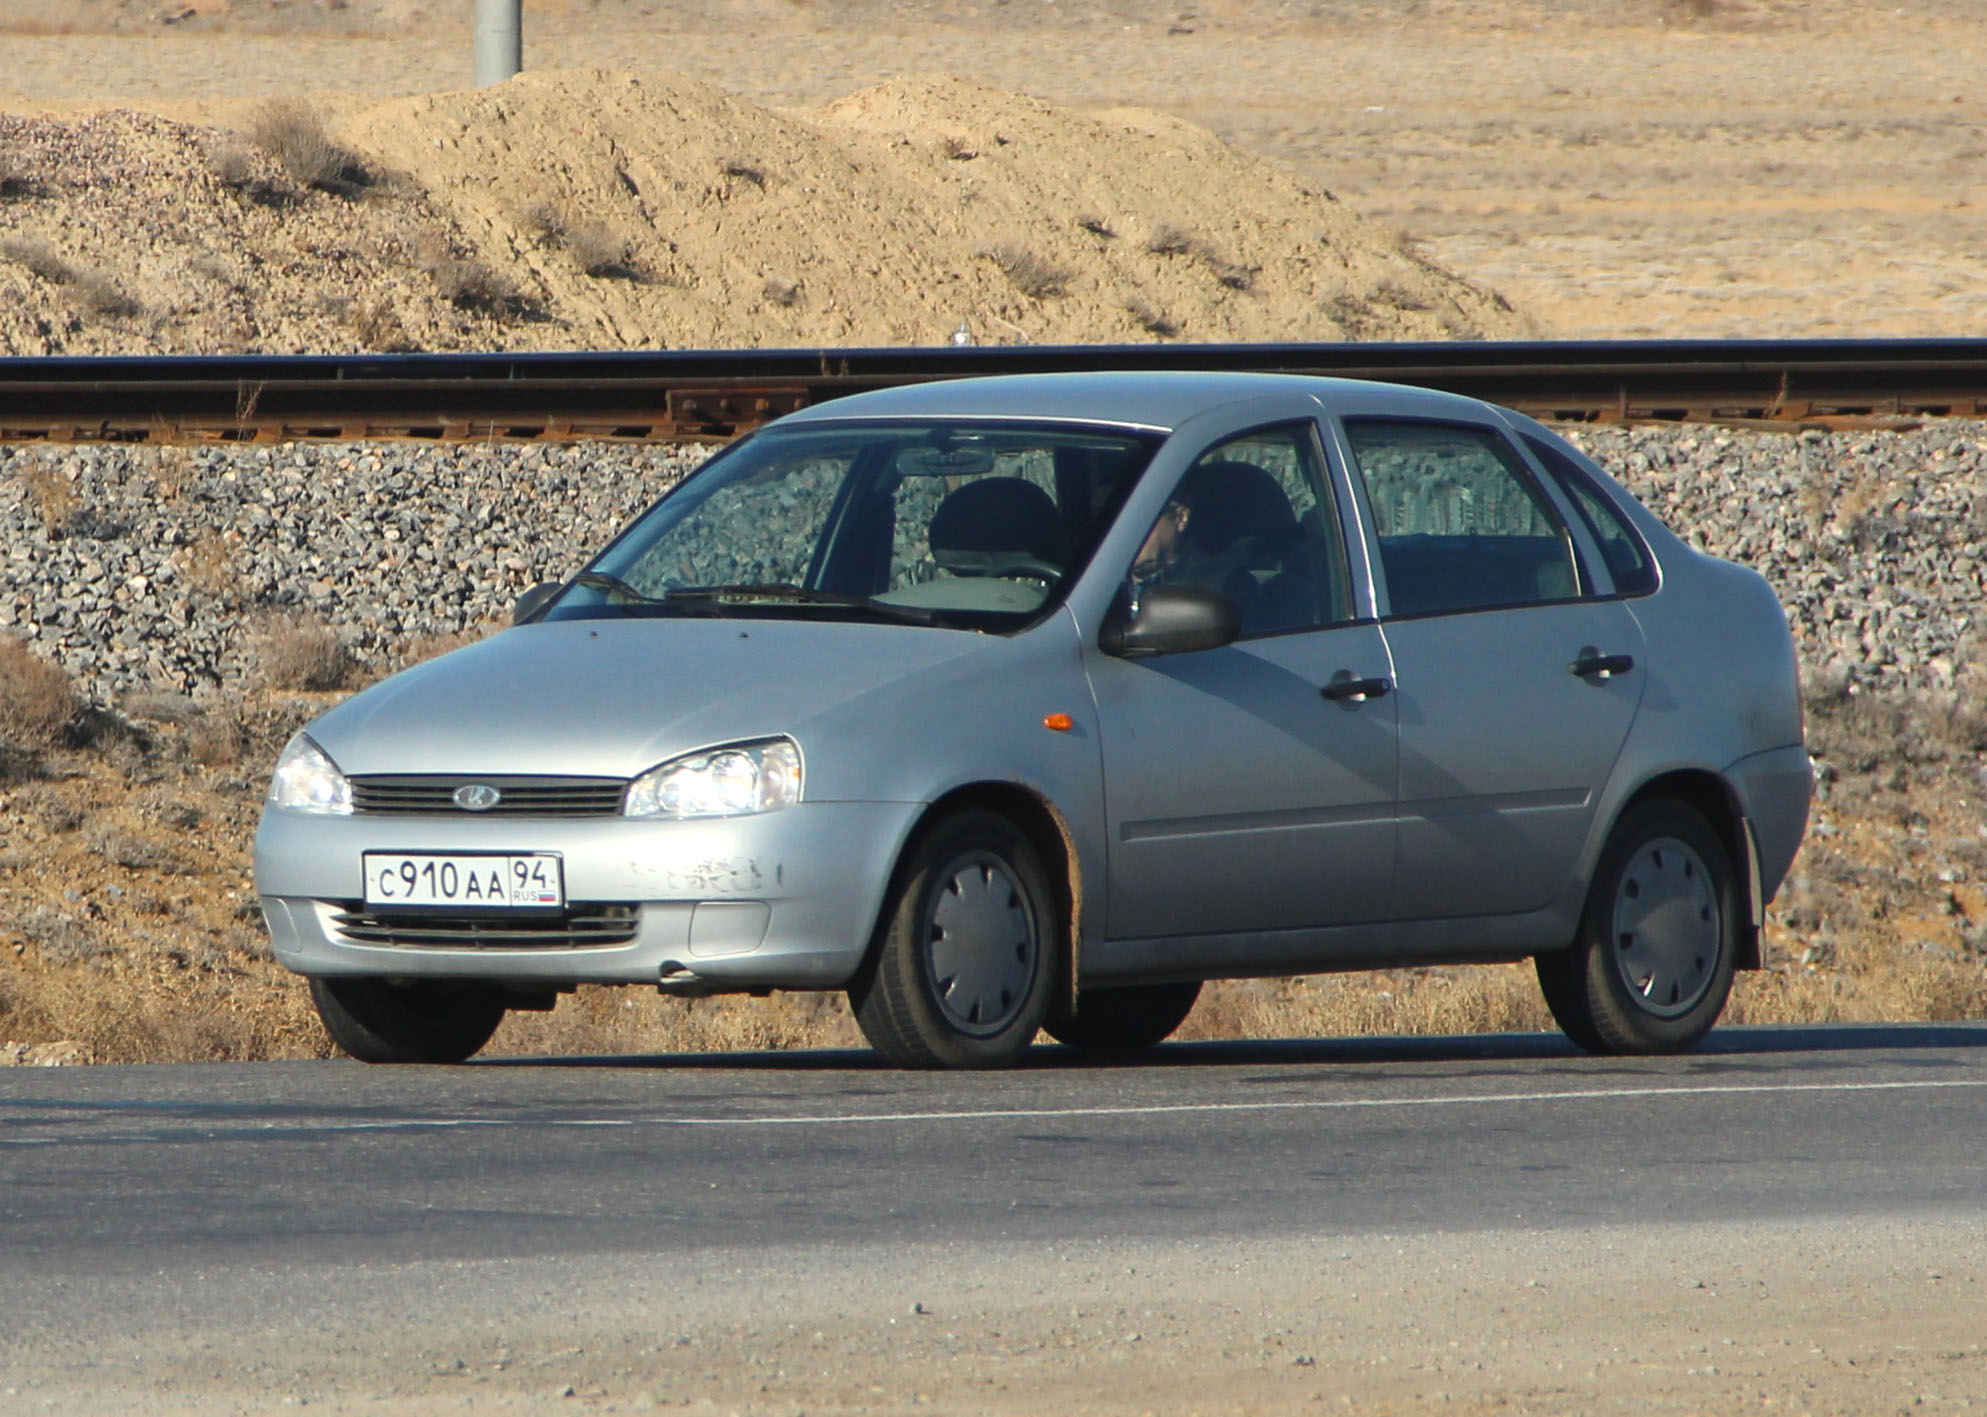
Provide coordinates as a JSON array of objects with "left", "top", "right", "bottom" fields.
[{"left": 4, "top": 338, "right": 1986, "bottom": 445}]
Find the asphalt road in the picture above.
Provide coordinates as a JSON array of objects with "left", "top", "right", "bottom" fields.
[
  {"left": 5, "top": 1024, "right": 1987, "bottom": 1414},
  {"left": 5, "top": 1023, "right": 1985, "bottom": 1278}
]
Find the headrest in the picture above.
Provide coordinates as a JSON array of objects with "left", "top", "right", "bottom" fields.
[
  {"left": 1173, "top": 460, "right": 1297, "bottom": 554},
  {"left": 928, "top": 477, "right": 1064, "bottom": 574}
]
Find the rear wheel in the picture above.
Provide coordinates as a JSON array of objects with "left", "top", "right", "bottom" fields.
[
  {"left": 850, "top": 809, "right": 1059, "bottom": 1069},
  {"left": 1537, "top": 798, "right": 1740, "bottom": 1055},
  {"left": 1047, "top": 981, "right": 1201, "bottom": 1055},
  {"left": 308, "top": 976, "right": 507, "bottom": 1064}
]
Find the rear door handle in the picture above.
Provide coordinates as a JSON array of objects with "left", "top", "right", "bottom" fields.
[
  {"left": 1322, "top": 673, "right": 1392, "bottom": 703},
  {"left": 1570, "top": 649, "right": 1636, "bottom": 680}
]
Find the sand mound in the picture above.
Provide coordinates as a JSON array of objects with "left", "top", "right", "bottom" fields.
[{"left": 0, "top": 70, "right": 1533, "bottom": 356}]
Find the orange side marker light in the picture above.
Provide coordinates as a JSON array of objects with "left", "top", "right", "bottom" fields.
[{"left": 1043, "top": 712, "right": 1075, "bottom": 733}]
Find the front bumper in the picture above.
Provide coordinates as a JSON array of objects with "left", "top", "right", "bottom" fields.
[{"left": 254, "top": 799, "right": 923, "bottom": 990}]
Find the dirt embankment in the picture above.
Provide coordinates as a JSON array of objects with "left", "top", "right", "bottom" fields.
[{"left": 0, "top": 70, "right": 1530, "bottom": 358}]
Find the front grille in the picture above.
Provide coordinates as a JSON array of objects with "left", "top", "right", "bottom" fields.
[
  {"left": 330, "top": 903, "right": 640, "bottom": 949},
  {"left": 350, "top": 775, "right": 627, "bottom": 817}
]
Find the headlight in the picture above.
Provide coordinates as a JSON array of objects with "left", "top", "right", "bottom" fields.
[
  {"left": 626, "top": 737, "right": 802, "bottom": 819},
  {"left": 267, "top": 733, "right": 353, "bottom": 815}
]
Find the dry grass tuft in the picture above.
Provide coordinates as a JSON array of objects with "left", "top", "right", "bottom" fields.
[
  {"left": 1124, "top": 297, "right": 1179, "bottom": 337},
  {"left": 489, "top": 986, "right": 866, "bottom": 1060},
  {"left": 1, "top": 235, "right": 73, "bottom": 284},
  {"left": 208, "top": 135, "right": 293, "bottom": 206},
  {"left": 1323, "top": 291, "right": 1376, "bottom": 336},
  {"left": 430, "top": 254, "right": 515, "bottom": 311},
  {"left": 523, "top": 198, "right": 567, "bottom": 245},
  {"left": 1203, "top": 253, "right": 1256, "bottom": 292},
  {"left": 0, "top": 237, "right": 140, "bottom": 318},
  {"left": 71, "top": 267, "right": 141, "bottom": 319},
  {"left": 984, "top": 244, "right": 1070, "bottom": 300},
  {"left": 386, "top": 622, "right": 498, "bottom": 677},
  {"left": 20, "top": 460, "right": 81, "bottom": 536},
  {"left": 172, "top": 526, "right": 241, "bottom": 603},
  {"left": 0, "top": 635, "right": 79, "bottom": 748},
  {"left": 719, "top": 158, "right": 767, "bottom": 188},
  {"left": 337, "top": 294, "right": 414, "bottom": 351},
  {"left": 566, "top": 220, "right": 642, "bottom": 281},
  {"left": 13, "top": 907, "right": 108, "bottom": 967},
  {"left": 762, "top": 276, "right": 803, "bottom": 308},
  {"left": 1373, "top": 278, "right": 1433, "bottom": 312},
  {"left": 1076, "top": 214, "right": 1116, "bottom": 239},
  {"left": 422, "top": 238, "right": 536, "bottom": 317},
  {"left": 244, "top": 99, "right": 370, "bottom": 197},
  {"left": 524, "top": 203, "right": 642, "bottom": 280},
  {"left": 1144, "top": 223, "right": 1195, "bottom": 257},
  {"left": 0, "top": 149, "right": 39, "bottom": 201},
  {"left": 251, "top": 614, "right": 356, "bottom": 692}
]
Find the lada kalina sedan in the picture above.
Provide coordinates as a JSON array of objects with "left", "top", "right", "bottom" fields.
[{"left": 256, "top": 372, "right": 1811, "bottom": 1069}]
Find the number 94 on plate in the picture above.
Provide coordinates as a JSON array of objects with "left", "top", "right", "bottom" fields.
[{"left": 363, "top": 852, "right": 565, "bottom": 909}]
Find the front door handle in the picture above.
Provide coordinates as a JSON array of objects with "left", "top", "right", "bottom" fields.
[
  {"left": 1570, "top": 648, "right": 1636, "bottom": 680},
  {"left": 1322, "top": 673, "right": 1392, "bottom": 703}
]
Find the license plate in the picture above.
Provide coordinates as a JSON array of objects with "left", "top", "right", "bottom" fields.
[{"left": 363, "top": 853, "right": 564, "bottom": 909}]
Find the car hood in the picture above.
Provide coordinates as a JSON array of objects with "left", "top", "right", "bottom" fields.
[{"left": 303, "top": 616, "right": 993, "bottom": 779}]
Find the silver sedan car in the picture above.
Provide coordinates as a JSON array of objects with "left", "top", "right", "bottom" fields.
[{"left": 255, "top": 372, "right": 1810, "bottom": 1069}]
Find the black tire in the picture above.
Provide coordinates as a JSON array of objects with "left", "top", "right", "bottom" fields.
[
  {"left": 308, "top": 976, "right": 507, "bottom": 1064},
  {"left": 1537, "top": 798, "right": 1742, "bottom": 1055},
  {"left": 850, "top": 809, "right": 1060, "bottom": 1069},
  {"left": 1047, "top": 981, "right": 1201, "bottom": 1055}
]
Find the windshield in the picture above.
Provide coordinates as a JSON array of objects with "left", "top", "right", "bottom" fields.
[{"left": 545, "top": 420, "right": 1161, "bottom": 629}]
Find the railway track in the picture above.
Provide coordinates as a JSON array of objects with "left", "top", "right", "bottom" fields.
[{"left": 4, "top": 338, "right": 1986, "bottom": 445}]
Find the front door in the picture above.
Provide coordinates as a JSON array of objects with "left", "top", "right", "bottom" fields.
[{"left": 1089, "top": 421, "right": 1400, "bottom": 941}]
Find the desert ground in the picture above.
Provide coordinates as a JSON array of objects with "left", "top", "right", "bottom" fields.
[{"left": 2, "top": 0, "right": 1984, "bottom": 343}]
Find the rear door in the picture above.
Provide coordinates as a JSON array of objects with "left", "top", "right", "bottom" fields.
[{"left": 1337, "top": 417, "right": 1646, "bottom": 921}]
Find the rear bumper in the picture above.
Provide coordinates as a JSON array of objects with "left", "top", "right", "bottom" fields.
[{"left": 1724, "top": 743, "right": 1813, "bottom": 903}]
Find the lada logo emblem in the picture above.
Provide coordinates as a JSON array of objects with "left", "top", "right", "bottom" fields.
[{"left": 453, "top": 784, "right": 502, "bottom": 812}]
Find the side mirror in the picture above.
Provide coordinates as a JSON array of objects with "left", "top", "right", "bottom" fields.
[
  {"left": 512, "top": 581, "right": 564, "bottom": 625},
  {"left": 1099, "top": 585, "right": 1240, "bottom": 658}
]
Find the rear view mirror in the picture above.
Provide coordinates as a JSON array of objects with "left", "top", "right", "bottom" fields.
[
  {"left": 512, "top": 581, "right": 564, "bottom": 625},
  {"left": 1099, "top": 585, "right": 1240, "bottom": 658}
]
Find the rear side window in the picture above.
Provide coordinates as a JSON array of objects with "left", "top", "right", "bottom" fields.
[
  {"left": 1521, "top": 435, "right": 1658, "bottom": 597},
  {"left": 1343, "top": 419, "right": 1581, "bottom": 618}
]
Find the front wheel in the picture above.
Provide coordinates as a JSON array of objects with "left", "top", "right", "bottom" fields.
[
  {"left": 850, "top": 809, "right": 1060, "bottom": 1069},
  {"left": 308, "top": 976, "right": 507, "bottom": 1064},
  {"left": 1536, "top": 798, "right": 1741, "bottom": 1055}
]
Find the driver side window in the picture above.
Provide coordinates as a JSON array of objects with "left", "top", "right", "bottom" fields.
[{"left": 1131, "top": 423, "right": 1351, "bottom": 637}]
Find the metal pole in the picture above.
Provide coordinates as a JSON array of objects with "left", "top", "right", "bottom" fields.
[{"left": 474, "top": 0, "right": 522, "bottom": 87}]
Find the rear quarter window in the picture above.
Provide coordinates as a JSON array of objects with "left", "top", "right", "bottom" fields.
[{"left": 1521, "top": 435, "right": 1658, "bottom": 597}]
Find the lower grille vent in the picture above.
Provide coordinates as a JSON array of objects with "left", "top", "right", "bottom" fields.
[{"left": 330, "top": 903, "right": 639, "bottom": 950}]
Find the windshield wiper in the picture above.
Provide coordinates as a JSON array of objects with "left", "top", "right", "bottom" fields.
[
  {"left": 663, "top": 584, "right": 938, "bottom": 625},
  {"left": 570, "top": 571, "right": 661, "bottom": 605}
]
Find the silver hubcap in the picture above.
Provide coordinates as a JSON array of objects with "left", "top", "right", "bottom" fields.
[
  {"left": 1611, "top": 835, "right": 1720, "bottom": 1019},
  {"left": 924, "top": 851, "right": 1037, "bottom": 1036}
]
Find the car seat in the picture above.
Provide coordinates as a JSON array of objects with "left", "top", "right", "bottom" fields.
[
  {"left": 1174, "top": 460, "right": 1313, "bottom": 632},
  {"left": 927, "top": 477, "right": 1065, "bottom": 580}
]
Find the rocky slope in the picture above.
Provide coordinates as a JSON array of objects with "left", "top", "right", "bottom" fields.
[{"left": 4, "top": 421, "right": 1985, "bottom": 1062}]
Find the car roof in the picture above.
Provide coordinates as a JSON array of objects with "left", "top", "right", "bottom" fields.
[{"left": 777, "top": 370, "right": 1500, "bottom": 434}]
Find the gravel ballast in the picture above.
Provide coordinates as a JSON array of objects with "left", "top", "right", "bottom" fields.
[{"left": 3, "top": 422, "right": 1984, "bottom": 707}]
